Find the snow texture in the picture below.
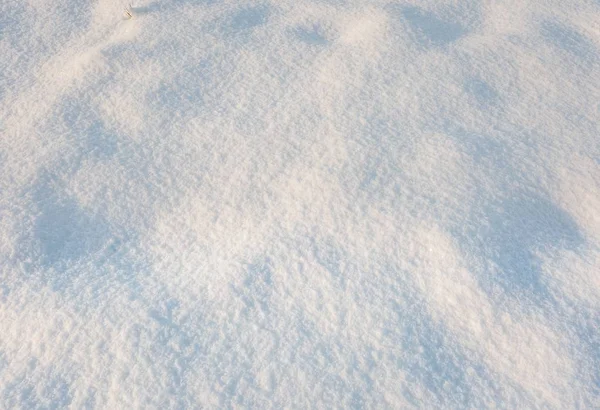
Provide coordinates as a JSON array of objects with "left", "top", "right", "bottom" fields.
[{"left": 1, "top": 0, "right": 599, "bottom": 408}]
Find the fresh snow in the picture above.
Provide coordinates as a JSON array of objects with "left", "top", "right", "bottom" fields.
[{"left": 1, "top": 0, "right": 599, "bottom": 408}]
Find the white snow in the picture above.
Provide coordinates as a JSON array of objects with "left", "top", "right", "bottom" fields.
[{"left": 1, "top": 0, "right": 599, "bottom": 408}]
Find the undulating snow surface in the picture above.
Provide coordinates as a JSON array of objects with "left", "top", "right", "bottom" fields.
[{"left": 1, "top": 0, "right": 599, "bottom": 408}]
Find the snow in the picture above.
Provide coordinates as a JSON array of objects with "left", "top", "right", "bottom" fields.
[{"left": 1, "top": 0, "right": 599, "bottom": 408}]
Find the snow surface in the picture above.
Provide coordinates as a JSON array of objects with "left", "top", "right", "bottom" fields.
[{"left": 1, "top": 0, "right": 599, "bottom": 408}]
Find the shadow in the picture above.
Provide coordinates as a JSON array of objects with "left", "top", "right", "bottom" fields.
[
  {"left": 571, "top": 306, "right": 600, "bottom": 400},
  {"left": 0, "top": 4, "right": 28, "bottom": 101},
  {"left": 225, "top": 5, "right": 270, "bottom": 36},
  {"left": 131, "top": 0, "right": 218, "bottom": 15},
  {"left": 146, "top": 61, "right": 208, "bottom": 119},
  {"left": 450, "top": 129, "right": 510, "bottom": 168},
  {"left": 131, "top": 2, "right": 165, "bottom": 15},
  {"left": 231, "top": 258, "right": 274, "bottom": 317},
  {"left": 464, "top": 77, "right": 499, "bottom": 107},
  {"left": 0, "top": 285, "right": 9, "bottom": 303},
  {"left": 400, "top": 316, "right": 503, "bottom": 407},
  {"left": 139, "top": 296, "right": 205, "bottom": 408},
  {"left": 0, "top": 3, "right": 25, "bottom": 38},
  {"left": 293, "top": 25, "right": 329, "bottom": 46},
  {"left": 467, "top": 192, "right": 584, "bottom": 298},
  {"left": 310, "top": 237, "right": 347, "bottom": 289},
  {"left": 394, "top": 5, "right": 465, "bottom": 48},
  {"left": 24, "top": 174, "right": 112, "bottom": 272},
  {"left": 2, "top": 372, "right": 72, "bottom": 409},
  {"left": 172, "top": 0, "right": 216, "bottom": 5},
  {"left": 60, "top": 97, "right": 119, "bottom": 162},
  {"left": 541, "top": 21, "right": 597, "bottom": 63},
  {"left": 442, "top": 125, "right": 586, "bottom": 304},
  {"left": 378, "top": 294, "right": 517, "bottom": 407}
]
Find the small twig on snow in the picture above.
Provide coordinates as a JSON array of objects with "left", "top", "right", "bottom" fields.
[{"left": 124, "top": 4, "right": 134, "bottom": 19}]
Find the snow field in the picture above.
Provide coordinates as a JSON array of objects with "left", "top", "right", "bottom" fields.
[{"left": 0, "top": 0, "right": 599, "bottom": 408}]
